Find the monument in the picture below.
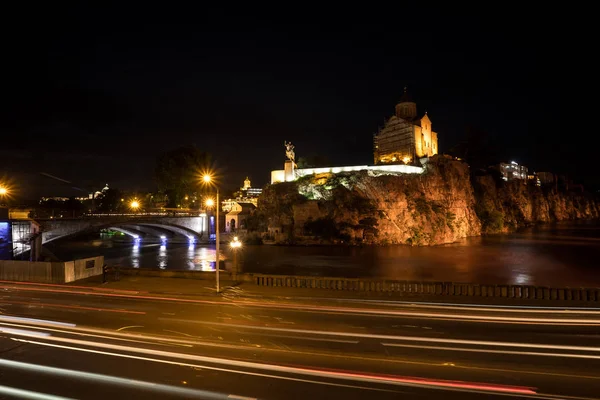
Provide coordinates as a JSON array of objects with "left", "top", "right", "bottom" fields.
[{"left": 284, "top": 141, "right": 296, "bottom": 182}]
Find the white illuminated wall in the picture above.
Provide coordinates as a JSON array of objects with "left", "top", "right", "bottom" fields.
[{"left": 271, "top": 164, "right": 423, "bottom": 184}]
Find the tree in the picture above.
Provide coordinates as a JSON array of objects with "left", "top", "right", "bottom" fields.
[{"left": 155, "top": 145, "right": 211, "bottom": 208}]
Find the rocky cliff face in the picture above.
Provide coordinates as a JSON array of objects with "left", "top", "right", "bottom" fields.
[
  {"left": 255, "top": 156, "right": 599, "bottom": 245},
  {"left": 473, "top": 174, "right": 600, "bottom": 234},
  {"left": 257, "top": 156, "right": 480, "bottom": 245}
]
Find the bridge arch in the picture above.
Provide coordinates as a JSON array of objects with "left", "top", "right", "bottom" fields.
[
  {"left": 40, "top": 216, "right": 207, "bottom": 245},
  {"left": 108, "top": 226, "right": 142, "bottom": 239},
  {"left": 114, "top": 222, "right": 201, "bottom": 241}
]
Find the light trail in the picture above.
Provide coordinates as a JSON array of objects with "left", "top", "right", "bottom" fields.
[
  {"left": 0, "top": 358, "right": 231, "bottom": 399},
  {"left": 348, "top": 301, "right": 600, "bottom": 314},
  {"left": 161, "top": 319, "right": 600, "bottom": 354},
  {"left": 0, "top": 300, "right": 146, "bottom": 314},
  {"left": 290, "top": 297, "right": 600, "bottom": 311},
  {"left": 0, "top": 327, "right": 50, "bottom": 337},
  {"left": 12, "top": 337, "right": 537, "bottom": 396},
  {"left": 7, "top": 280, "right": 595, "bottom": 314},
  {"left": 0, "top": 315, "right": 75, "bottom": 327},
  {"left": 381, "top": 343, "right": 600, "bottom": 360},
  {"left": 3, "top": 317, "right": 598, "bottom": 395},
  {"left": 0, "top": 280, "right": 144, "bottom": 294},
  {"left": 4, "top": 285, "right": 600, "bottom": 325},
  {"left": 0, "top": 384, "right": 73, "bottom": 400}
]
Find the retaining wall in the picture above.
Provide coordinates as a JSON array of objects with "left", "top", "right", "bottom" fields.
[
  {"left": 251, "top": 274, "right": 600, "bottom": 302},
  {"left": 0, "top": 256, "right": 103, "bottom": 283}
]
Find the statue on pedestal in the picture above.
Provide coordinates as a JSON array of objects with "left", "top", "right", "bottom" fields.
[{"left": 284, "top": 141, "right": 295, "bottom": 163}]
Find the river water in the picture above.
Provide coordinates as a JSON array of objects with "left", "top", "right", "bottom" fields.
[{"left": 45, "top": 221, "right": 600, "bottom": 287}]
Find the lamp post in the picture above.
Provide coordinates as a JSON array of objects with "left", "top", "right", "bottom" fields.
[{"left": 203, "top": 174, "right": 220, "bottom": 293}]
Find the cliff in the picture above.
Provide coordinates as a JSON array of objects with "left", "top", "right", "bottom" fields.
[
  {"left": 257, "top": 156, "right": 481, "bottom": 245},
  {"left": 254, "top": 156, "right": 599, "bottom": 245},
  {"left": 473, "top": 174, "right": 600, "bottom": 234},
  {"left": 253, "top": 156, "right": 600, "bottom": 245}
]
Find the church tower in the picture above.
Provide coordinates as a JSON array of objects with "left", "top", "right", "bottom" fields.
[
  {"left": 243, "top": 177, "right": 251, "bottom": 190},
  {"left": 395, "top": 87, "right": 417, "bottom": 120}
]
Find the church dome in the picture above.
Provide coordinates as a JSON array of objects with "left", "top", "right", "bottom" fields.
[
  {"left": 398, "top": 87, "right": 413, "bottom": 103},
  {"left": 395, "top": 87, "right": 417, "bottom": 120}
]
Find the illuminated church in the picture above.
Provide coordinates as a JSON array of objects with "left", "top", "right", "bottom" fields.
[{"left": 373, "top": 88, "right": 439, "bottom": 165}]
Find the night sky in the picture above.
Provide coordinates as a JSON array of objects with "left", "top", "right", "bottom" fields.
[{"left": 1, "top": 4, "right": 581, "bottom": 201}]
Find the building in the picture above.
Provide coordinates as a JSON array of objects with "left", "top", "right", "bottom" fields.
[
  {"left": 40, "top": 197, "right": 70, "bottom": 202},
  {"left": 498, "top": 161, "right": 528, "bottom": 181},
  {"left": 225, "top": 202, "right": 256, "bottom": 233},
  {"left": 527, "top": 174, "right": 541, "bottom": 186},
  {"left": 222, "top": 178, "right": 262, "bottom": 211},
  {"left": 236, "top": 177, "right": 262, "bottom": 199},
  {"left": 373, "top": 88, "right": 439, "bottom": 165},
  {"left": 537, "top": 172, "right": 556, "bottom": 186}
]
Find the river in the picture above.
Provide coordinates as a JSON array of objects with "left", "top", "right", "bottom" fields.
[{"left": 44, "top": 221, "right": 600, "bottom": 287}]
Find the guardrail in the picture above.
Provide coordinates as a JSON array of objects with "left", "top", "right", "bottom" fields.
[{"left": 251, "top": 274, "right": 600, "bottom": 302}]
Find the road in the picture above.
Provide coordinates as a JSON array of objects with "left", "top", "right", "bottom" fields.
[{"left": 0, "top": 281, "right": 599, "bottom": 399}]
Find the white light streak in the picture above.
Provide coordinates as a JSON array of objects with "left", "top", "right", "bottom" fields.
[
  {"left": 0, "top": 358, "right": 229, "bottom": 399},
  {"left": 0, "top": 315, "right": 75, "bottom": 327},
  {"left": 163, "top": 320, "right": 600, "bottom": 353},
  {"left": 0, "top": 384, "right": 73, "bottom": 400}
]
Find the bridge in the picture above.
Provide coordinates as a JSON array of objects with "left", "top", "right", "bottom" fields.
[{"left": 38, "top": 214, "right": 210, "bottom": 244}]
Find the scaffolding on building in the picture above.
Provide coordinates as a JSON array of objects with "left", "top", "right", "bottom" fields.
[{"left": 374, "top": 119, "right": 416, "bottom": 164}]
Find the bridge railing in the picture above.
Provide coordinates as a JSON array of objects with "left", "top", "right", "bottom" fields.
[{"left": 60, "top": 210, "right": 206, "bottom": 219}]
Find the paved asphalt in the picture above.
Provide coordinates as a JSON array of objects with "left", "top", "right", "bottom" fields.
[{"left": 0, "top": 281, "right": 599, "bottom": 399}]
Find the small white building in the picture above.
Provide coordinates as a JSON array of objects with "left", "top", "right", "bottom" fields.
[{"left": 225, "top": 201, "right": 256, "bottom": 232}]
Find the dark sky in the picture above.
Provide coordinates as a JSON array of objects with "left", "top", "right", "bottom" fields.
[{"left": 1, "top": 4, "right": 583, "bottom": 201}]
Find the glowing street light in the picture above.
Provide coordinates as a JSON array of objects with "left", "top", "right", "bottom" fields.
[
  {"left": 130, "top": 200, "right": 140, "bottom": 212},
  {"left": 0, "top": 186, "right": 9, "bottom": 206},
  {"left": 201, "top": 172, "right": 221, "bottom": 293},
  {"left": 230, "top": 236, "right": 242, "bottom": 249},
  {"left": 230, "top": 236, "right": 242, "bottom": 282}
]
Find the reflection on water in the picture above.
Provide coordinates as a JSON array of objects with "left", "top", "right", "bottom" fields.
[
  {"left": 131, "top": 238, "right": 140, "bottom": 268},
  {"left": 46, "top": 221, "right": 600, "bottom": 287},
  {"left": 158, "top": 244, "right": 167, "bottom": 269}
]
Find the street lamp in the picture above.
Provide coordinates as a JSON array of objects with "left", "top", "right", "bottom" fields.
[
  {"left": 230, "top": 236, "right": 242, "bottom": 282},
  {"left": 202, "top": 173, "right": 221, "bottom": 293},
  {"left": 0, "top": 186, "right": 9, "bottom": 207},
  {"left": 130, "top": 200, "right": 140, "bottom": 213}
]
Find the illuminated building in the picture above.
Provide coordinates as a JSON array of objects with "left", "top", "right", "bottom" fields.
[
  {"left": 498, "top": 161, "right": 528, "bottom": 181},
  {"left": 225, "top": 202, "right": 256, "bottom": 233},
  {"left": 373, "top": 88, "right": 439, "bottom": 165},
  {"left": 222, "top": 177, "right": 262, "bottom": 212},
  {"left": 237, "top": 177, "right": 262, "bottom": 199}
]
